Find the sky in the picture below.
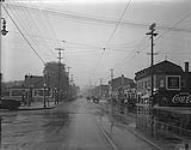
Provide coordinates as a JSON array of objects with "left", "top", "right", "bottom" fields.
[{"left": 1, "top": 0, "right": 191, "bottom": 88}]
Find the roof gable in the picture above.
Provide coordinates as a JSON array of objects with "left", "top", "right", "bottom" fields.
[{"left": 135, "top": 60, "right": 183, "bottom": 80}]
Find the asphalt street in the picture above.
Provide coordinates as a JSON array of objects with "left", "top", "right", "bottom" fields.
[{"left": 1, "top": 98, "right": 158, "bottom": 150}]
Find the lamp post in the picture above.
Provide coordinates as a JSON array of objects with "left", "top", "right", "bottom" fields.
[
  {"left": 0, "top": 0, "right": 8, "bottom": 100},
  {"left": 0, "top": 0, "right": 7, "bottom": 141},
  {"left": 43, "top": 83, "right": 46, "bottom": 108},
  {"left": 44, "top": 71, "right": 50, "bottom": 106}
]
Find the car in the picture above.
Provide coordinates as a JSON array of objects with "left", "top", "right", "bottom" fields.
[
  {"left": 0, "top": 98, "right": 21, "bottom": 110},
  {"left": 92, "top": 97, "right": 99, "bottom": 103}
]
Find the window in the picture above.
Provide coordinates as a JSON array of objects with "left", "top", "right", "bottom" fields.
[{"left": 166, "top": 75, "right": 180, "bottom": 90}]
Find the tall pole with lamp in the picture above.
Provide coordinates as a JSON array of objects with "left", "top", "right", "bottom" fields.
[
  {"left": 0, "top": 0, "right": 8, "bottom": 143},
  {"left": 0, "top": 0, "right": 8, "bottom": 99},
  {"left": 43, "top": 82, "right": 46, "bottom": 108}
]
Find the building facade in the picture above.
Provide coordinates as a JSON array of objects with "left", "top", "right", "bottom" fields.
[{"left": 135, "top": 60, "right": 191, "bottom": 107}]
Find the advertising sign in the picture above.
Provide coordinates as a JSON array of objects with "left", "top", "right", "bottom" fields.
[{"left": 172, "top": 93, "right": 191, "bottom": 104}]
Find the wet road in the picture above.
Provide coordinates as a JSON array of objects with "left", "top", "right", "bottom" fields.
[{"left": 1, "top": 98, "right": 157, "bottom": 150}]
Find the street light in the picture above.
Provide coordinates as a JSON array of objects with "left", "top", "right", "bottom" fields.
[
  {"left": 43, "top": 83, "right": 47, "bottom": 108},
  {"left": 1, "top": 18, "right": 8, "bottom": 36},
  {"left": 0, "top": 16, "right": 8, "bottom": 101},
  {"left": 0, "top": 0, "right": 7, "bottom": 141}
]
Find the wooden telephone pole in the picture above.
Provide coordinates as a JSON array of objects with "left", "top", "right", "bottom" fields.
[
  {"left": 146, "top": 23, "right": 158, "bottom": 106},
  {"left": 55, "top": 48, "right": 64, "bottom": 103}
]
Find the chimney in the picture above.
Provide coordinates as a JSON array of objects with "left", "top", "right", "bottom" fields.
[{"left": 185, "top": 62, "right": 189, "bottom": 72}]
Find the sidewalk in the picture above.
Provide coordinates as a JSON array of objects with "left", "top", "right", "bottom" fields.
[
  {"left": 18, "top": 101, "right": 56, "bottom": 111},
  {"left": 99, "top": 102, "right": 191, "bottom": 150}
]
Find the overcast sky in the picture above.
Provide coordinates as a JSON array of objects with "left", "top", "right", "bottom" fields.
[{"left": 1, "top": 0, "right": 191, "bottom": 88}]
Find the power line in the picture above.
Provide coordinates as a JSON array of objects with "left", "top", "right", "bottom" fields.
[
  {"left": 19, "top": 0, "right": 57, "bottom": 58},
  {"left": 132, "top": 11, "right": 191, "bottom": 58},
  {"left": 8, "top": 0, "right": 57, "bottom": 59},
  {"left": 6, "top": 2, "right": 44, "bottom": 55},
  {"left": 6, "top": 3, "right": 191, "bottom": 33},
  {"left": 6, "top": 1, "right": 53, "bottom": 60},
  {"left": 106, "top": 0, "right": 132, "bottom": 46},
  {"left": 154, "top": 11, "right": 191, "bottom": 55},
  {"left": 3, "top": 4, "right": 46, "bottom": 64},
  {"left": 156, "top": 11, "right": 191, "bottom": 42}
]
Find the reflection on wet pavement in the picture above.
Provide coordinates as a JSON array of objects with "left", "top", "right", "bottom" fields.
[
  {"left": 1, "top": 98, "right": 170, "bottom": 150},
  {"left": 1, "top": 104, "right": 73, "bottom": 150}
]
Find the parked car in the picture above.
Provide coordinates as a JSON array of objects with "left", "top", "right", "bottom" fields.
[
  {"left": 92, "top": 96, "right": 99, "bottom": 103},
  {"left": 0, "top": 97, "right": 21, "bottom": 110}
]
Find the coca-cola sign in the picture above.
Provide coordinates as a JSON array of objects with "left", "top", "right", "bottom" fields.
[{"left": 172, "top": 94, "right": 191, "bottom": 104}]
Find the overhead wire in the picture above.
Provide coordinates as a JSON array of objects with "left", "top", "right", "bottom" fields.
[
  {"left": 36, "top": 0, "right": 59, "bottom": 56},
  {"left": 5, "top": 0, "right": 50, "bottom": 62},
  {"left": 6, "top": 1, "right": 40, "bottom": 49},
  {"left": 116, "top": 11, "right": 191, "bottom": 77},
  {"left": 6, "top": 0, "right": 191, "bottom": 84},
  {"left": 144, "top": 10, "right": 191, "bottom": 55},
  {"left": 156, "top": 11, "right": 191, "bottom": 43},
  {"left": 22, "top": 0, "right": 57, "bottom": 58},
  {"left": 92, "top": 0, "right": 132, "bottom": 80},
  {"left": 3, "top": 3, "right": 46, "bottom": 65},
  {"left": 106, "top": 0, "right": 132, "bottom": 46},
  {"left": 5, "top": 3, "right": 191, "bottom": 33},
  {"left": 4, "top": 4, "right": 191, "bottom": 32},
  {"left": 7, "top": 0, "right": 57, "bottom": 60},
  {"left": 123, "top": 10, "right": 191, "bottom": 65}
]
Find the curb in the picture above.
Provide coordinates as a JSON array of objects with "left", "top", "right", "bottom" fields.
[{"left": 18, "top": 106, "right": 55, "bottom": 111}]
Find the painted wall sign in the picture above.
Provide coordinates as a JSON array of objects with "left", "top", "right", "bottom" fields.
[{"left": 172, "top": 94, "right": 191, "bottom": 104}]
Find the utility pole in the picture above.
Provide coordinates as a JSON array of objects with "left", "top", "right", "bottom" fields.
[
  {"left": 67, "top": 66, "right": 71, "bottom": 100},
  {"left": 55, "top": 47, "right": 64, "bottom": 103},
  {"left": 146, "top": 23, "right": 158, "bottom": 138},
  {"left": 71, "top": 74, "right": 74, "bottom": 85},
  {"left": 99, "top": 78, "right": 102, "bottom": 98},
  {"left": 110, "top": 68, "right": 114, "bottom": 132},
  {"left": 71, "top": 74, "right": 73, "bottom": 98},
  {"left": 146, "top": 23, "right": 158, "bottom": 106},
  {"left": 110, "top": 69, "right": 114, "bottom": 98}
]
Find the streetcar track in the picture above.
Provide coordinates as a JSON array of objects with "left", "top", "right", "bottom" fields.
[
  {"left": 95, "top": 117, "right": 119, "bottom": 150},
  {"left": 95, "top": 112, "right": 162, "bottom": 150},
  {"left": 115, "top": 123, "right": 162, "bottom": 150}
]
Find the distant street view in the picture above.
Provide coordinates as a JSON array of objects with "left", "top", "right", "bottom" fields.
[{"left": 1, "top": 0, "right": 191, "bottom": 150}]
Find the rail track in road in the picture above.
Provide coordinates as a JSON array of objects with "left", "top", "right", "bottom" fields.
[
  {"left": 95, "top": 116, "right": 119, "bottom": 150},
  {"left": 95, "top": 113, "right": 162, "bottom": 150}
]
